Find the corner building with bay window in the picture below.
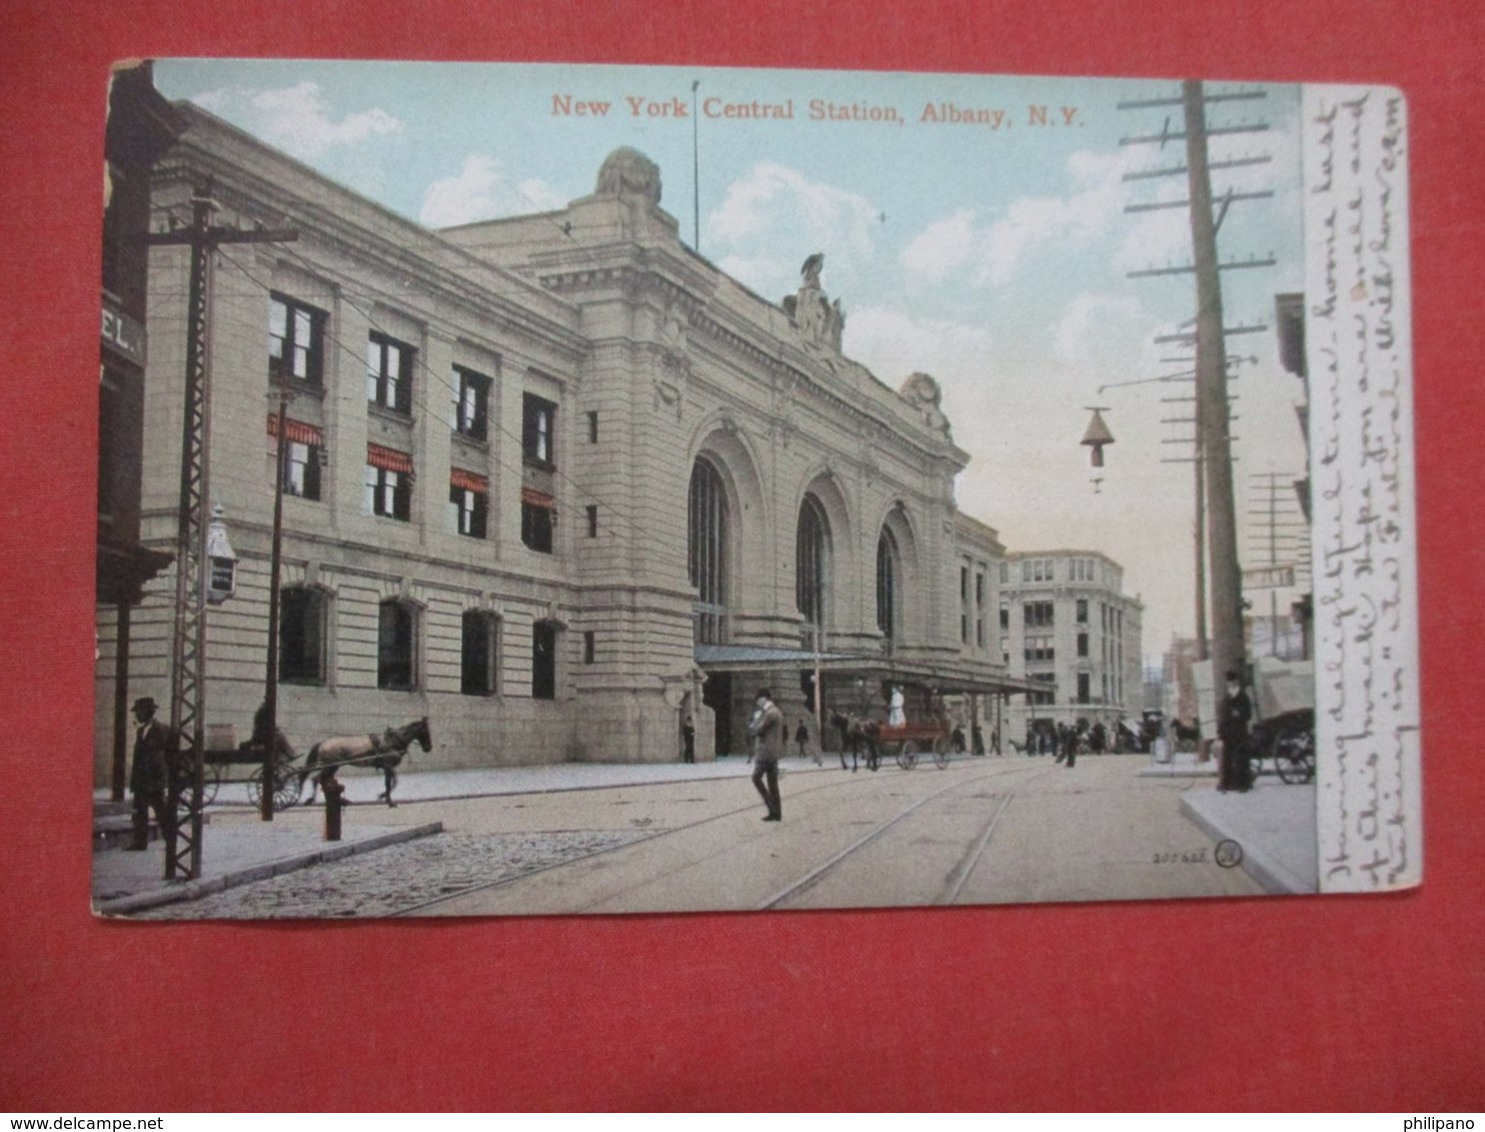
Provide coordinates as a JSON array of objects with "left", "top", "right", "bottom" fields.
[{"left": 93, "top": 105, "right": 1031, "bottom": 779}]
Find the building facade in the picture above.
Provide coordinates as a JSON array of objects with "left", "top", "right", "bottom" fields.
[
  {"left": 93, "top": 106, "right": 1022, "bottom": 781},
  {"left": 96, "top": 63, "right": 183, "bottom": 797},
  {"left": 998, "top": 550, "right": 1143, "bottom": 743}
]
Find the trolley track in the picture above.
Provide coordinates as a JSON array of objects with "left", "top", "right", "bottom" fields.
[
  {"left": 760, "top": 764, "right": 1060, "bottom": 910},
  {"left": 395, "top": 758, "right": 1054, "bottom": 916}
]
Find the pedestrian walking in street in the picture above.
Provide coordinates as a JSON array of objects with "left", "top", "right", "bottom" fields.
[
  {"left": 681, "top": 713, "right": 695, "bottom": 763},
  {"left": 795, "top": 719, "right": 819, "bottom": 765},
  {"left": 1218, "top": 669, "right": 1253, "bottom": 792},
  {"left": 750, "top": 688, "right": 785, "bottom": 821},
  {"left": 126, "top": 696, "right": 176, "bottom": 852}
]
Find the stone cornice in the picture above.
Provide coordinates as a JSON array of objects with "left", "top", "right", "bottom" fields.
[{"left": 155, "top": 115, "right": 587, "bottom": 364}]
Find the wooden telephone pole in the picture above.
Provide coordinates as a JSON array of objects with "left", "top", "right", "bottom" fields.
[{"left": 144, "top": 180, "right": 297, "bottom": 878}]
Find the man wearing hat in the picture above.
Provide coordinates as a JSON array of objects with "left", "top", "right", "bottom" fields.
[
  {"left": 127, "top": 697, "right": 175, "bottom": 851},
  {"left": 1217, "top": 669, "right": 1254, "bottom": 793},
  {"left": 748, "top": 688, "right": 785, "bottom": 821}
]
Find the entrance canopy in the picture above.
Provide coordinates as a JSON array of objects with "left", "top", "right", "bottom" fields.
[{"left": 693, "top": 643, "right": 1042, "bottom": 697}]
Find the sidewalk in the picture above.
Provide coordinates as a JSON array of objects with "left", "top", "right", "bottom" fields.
[
  {"left": 92, "top": 819, "right": 442, "bottom": 916},
  {"left": 90, "top": 755, "right": 838, "bottom": 913},
  {"left": 92, "top": 751, "right": 1317, "bottom": 909},
  {"left": 1179, "top": 777, "right": 1318, "bottom": 894}
]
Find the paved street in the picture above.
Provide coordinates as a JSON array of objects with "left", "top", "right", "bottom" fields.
[{"left": 126, "top": 753, "right": 1265, "bottom": 918}]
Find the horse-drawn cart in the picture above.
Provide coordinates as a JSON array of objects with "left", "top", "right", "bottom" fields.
[
  {"left": 193, "top": 717, "right": 432, "bottom": 812},
  {"left": 875, "top": 723, "right": 953, "bottom": 770},
  {"left": 200, "top": 744, "right": 301, "bottom": 811}
]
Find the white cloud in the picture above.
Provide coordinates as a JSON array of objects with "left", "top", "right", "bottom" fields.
[
  {"left": 706, "top": 163, "right": 882, "bottom": 298},
  {"left": 900, "top": 149, "right": 1134, "bottom": 288},
  {"left": 248, "top": 82, "right": 401, "bottom": 157},
  {"left": 419, "top": 155, "right": 565, "bottom": 227},
  {"left": 844, "top": 305, "right": 994, "bottom": 431},
  {"left": 900, "top": 209, "right": 977, "bottom": 282},
  {"left": 979, "top": 150, "right": 1128, "bottom": 284},
  {"left": 188, "top": 82, "right": 401, "bottom": 160},
  {"left": 1053, "top": 292, "right": 1145, "bottom": 365}
]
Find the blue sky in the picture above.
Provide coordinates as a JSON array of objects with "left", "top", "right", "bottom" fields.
[{"left": 156, "top": 59, "right": 1309, "bottom": 664}]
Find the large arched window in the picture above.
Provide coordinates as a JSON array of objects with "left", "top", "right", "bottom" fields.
[
  {"left": 796, "top": 494, "right": 830, "bottom": 635},
  {"left": 876, "top": 527, "right": 899, "bottom": 644},
  {"left": 688, "top": 457, "right": 729, "bottom": 644}
]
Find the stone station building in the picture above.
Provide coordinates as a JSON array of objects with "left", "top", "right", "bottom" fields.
[{"left": 94, "top": 104, "right": 1037, "bottom": 780}]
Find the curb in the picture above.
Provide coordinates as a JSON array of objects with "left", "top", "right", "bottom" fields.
[
  {"left": 94, "top": 822, "right": 443, "bottom": 916},
  {"left": 1178, "top": 795, "right": 1306, "bottom": 894}
]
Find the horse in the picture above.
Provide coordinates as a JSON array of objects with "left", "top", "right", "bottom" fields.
[
  {"left": 829, "top": 711, "right": 882, "bottom": 772},
  {"left": 300, "top": 717, "right": 432, "bottom": 808}
]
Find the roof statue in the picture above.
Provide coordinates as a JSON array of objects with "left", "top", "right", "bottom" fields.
[
  {"left": 789, "top": 251, "right": 845, "bottom": 352},
  {"left": 595, "top": 146, "right": 662, "bottom": 207},
  {"left": 900, "top": 372, "right": 952, "bottom": 437}
]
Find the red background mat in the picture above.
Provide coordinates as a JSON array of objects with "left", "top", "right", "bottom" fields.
[{"left": 3, "top": 0, "right": 1481, "bottom": 1111}]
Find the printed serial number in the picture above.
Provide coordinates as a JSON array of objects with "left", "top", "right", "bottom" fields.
[{"left": 1153, "top": 850, "right": 1209, "bottom": 865}]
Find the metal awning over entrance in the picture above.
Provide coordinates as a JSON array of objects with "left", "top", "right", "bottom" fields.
[{"left": 693, "top": 644, "right": 1043, "bottom": 697}]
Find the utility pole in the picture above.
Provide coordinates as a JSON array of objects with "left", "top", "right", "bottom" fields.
[
  {"left": 1118, "top": 82, "right": 1275, "bottom": 714},
  {"left": 144, "top": 180, "right": 297, "bottom": 877},
  {"left": 263, "top": 378, "right": 291, "bottom": 820},
  {"left": 1182, "top": 79, "right": 1244, "bottom": 691},
  {"left": 691, "top": 80, "right": 701, "bottom": 252}
]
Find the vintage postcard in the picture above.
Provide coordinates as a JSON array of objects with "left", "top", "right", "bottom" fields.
[{"left": 91, "top": 60, "right": 1418, "bottom": 918}]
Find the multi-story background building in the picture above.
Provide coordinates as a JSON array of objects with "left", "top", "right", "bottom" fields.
[
  {"left": 93, "top": 106, "right": 1030, "bottom": 780},
  {"left": 998, "top": 550, "right": 1143, "bottom": 744}
]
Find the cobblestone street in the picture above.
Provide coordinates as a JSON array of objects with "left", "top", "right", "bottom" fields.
[{"left": 138, "top": 830, "right": 647, "bottom": 919}]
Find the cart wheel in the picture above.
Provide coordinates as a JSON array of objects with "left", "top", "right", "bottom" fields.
[
  {"left": 201, "top": 760, "right": 222, "bottom": 807},
  {"left": 900, "top": 740, "right": 919, "bottom": 770},
  {"left": 273, "top": 768, "right": 301, "bottom": 811},
  {"left": 246, "top": 766, "right": 265, "bottom": 810},
  {"left": 1272, "top": 725, "right": 1315, "bottom": 785},
  {"left": 932, "top": 737, "right": 951, "bottom": 769}
]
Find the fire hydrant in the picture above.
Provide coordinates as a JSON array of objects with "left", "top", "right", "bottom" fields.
[{"left": 322, "top": 773, "right": 347, "bottom": 841}]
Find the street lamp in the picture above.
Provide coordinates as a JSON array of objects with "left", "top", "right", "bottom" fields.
[{"left": 1081, "top": 406, "right": 1115, "bottom": 467}]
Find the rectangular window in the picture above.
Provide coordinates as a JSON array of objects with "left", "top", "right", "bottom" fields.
[
  {"left": 378, "top": 600, "right": 417, "bottom": 690},
  {"left": 280, "top": 588, "right": 327, "bottom": 685},
  {"left": 975, "top": 571, "right": 985, "bottom": 607},
  {"left": 1078, "top": 673, "right": 1091, "bottom": 704},
  {"left": 523, "top": 392, "right": 557, "bottom": 468},
  {"left": 999, "top": 604, "right": 1009, "bottom": 630},
  {"left": 449, "top": 485, "right": 488, "bottom": 539},
  {"left": 367, "top": 331, "right": 414, "bottom": 414},
  {"left": 1024, "top": 601, "right": 1054, "bottom": 628},
  {"left": 999, "top": 562, "right": 1009, "bottom": 584},
  {"left": 587, "top": 410, "right": 598, "bottom": 444},
  {"left": 532, "top": 621, "right": 557, "bottom": 700},
  {"left": 366, "top": 464, "right": 412, "bottom": 522},
  {"left": 284, "top": 441, "right": 323, "bottom": 501},
  {"left": 269, "top": 417, "right": 327, "bottom": 502},
  {"left": 583, "top": 630, "right": 595, "bottom": 664},
  {"left": 1077, "top": 633, "right": 1089, "bottom": 658},
  {"left": 1076, "top": 598, "right": 1088, "bottom": 623},
  {"left": 961, "top": 614, "right": 969, "bottom": 644},
  {"left": 521, "top": 489, "right": 554, "bottom": 553},
  {"left": 586, "top": 505, "right": 598, "bottom": 538},
  {"left": 452, "top": 366, "right": 490, "bottom": 441},
  {"left": 270, "top": 294, "right": 325, "bottom": 388},
  {"left": 960, "top": 566, "right": 969, "bottom": 602},
  {"left": 461, "top": 611, "right": 498, "bottom": 696},
  {"left": 976, "top": 618, "right": 985, "bottom": 648}
]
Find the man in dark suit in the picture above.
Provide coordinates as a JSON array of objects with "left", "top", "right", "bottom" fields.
[
  {"left": 1218, "top": 670, "right": 1254, "bottom": 793},
  {"left": 127, "top": 697, "right": 175, "bottom": 851}
]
